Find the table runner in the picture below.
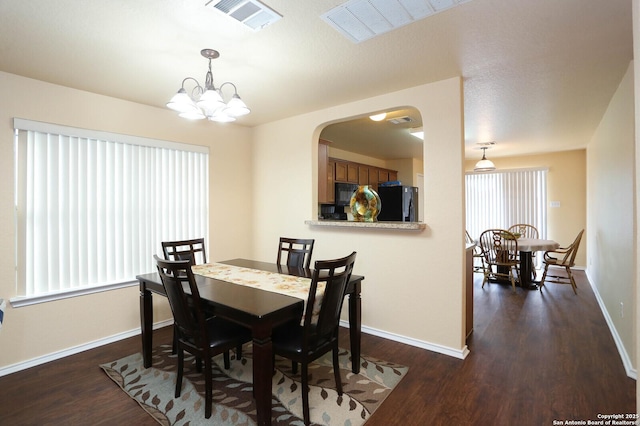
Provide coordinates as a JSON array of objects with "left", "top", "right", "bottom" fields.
[{"left": 191, "top": 262, "right": 322, "bottom": 322}]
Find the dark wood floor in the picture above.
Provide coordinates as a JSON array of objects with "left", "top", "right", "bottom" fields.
[{"left": 0, "top": 270, "right": 635, "bottom": 425}]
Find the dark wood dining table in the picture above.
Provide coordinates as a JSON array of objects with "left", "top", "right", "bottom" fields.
[{"left": 137, "top": 258, "right": 364, "bottom": 426}]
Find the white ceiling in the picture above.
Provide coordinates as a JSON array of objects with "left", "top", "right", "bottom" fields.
[{"left": 0, "top": 0, "right": 633, "bottom": 160}]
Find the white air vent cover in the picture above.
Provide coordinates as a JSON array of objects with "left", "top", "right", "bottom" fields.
[
  {"left": 205, "top": 0, "right": 282, "bottom": 31},
  {"left": 387, "top": 116, "right": 413, "bottom": 124},
  {"left": 321, "top": 0, "right": 472, "bottom": 43}
]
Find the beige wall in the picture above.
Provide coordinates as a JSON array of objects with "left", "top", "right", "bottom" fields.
[
  {"left": 327, "top": 146, "right": 389, "bottom": 168},
  {"left": 587, "top": 61, "right": 637, "bottom": 376},
  {"left": 0, "top": 71, "right": 253, "bottom": 369},
  {"left": 464, "top": 149, "right": 587, "bottom": 267},
  {"left": 251, "top": 77, "right": 469, "bottom": 354}
]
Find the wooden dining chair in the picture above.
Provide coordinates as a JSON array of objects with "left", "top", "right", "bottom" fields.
[
  {"left": 162, "top": 238, "right": 209, "bottom": 354},
  {"left": 466, "top": 230, "right": 486, "bottom": 274},
  {"left": 479, "top": 229, "right": 520, "bottom": 290},
  {"left": 271, "top": 251, "right": 357, "bottom": 426},
  {"left": 277, "top": 237, "right": 315, "bottom": 269},
  {"left": 154, "top": 255, "right": 251, "bottom": 419},
  {"left": 162, "top": 238, "right": 207, "bottom": 265},
  {"left": 539, "top": 229, "right": 584, "bottom": 294},
  {"left": 508, "top": 224, "right": 539, "bottom": 239}
]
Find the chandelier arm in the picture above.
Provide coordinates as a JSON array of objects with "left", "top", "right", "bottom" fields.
[
  {"left": 180, "top": 77, "right": 204, "bottom": 100},
  {"left": 218, "top": 82, "right": 239, "bottom": 96}
]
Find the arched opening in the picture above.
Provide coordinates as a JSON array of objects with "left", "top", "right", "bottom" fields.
[{"left": 317, "top": 107, "right": 424, "bottom": 221}]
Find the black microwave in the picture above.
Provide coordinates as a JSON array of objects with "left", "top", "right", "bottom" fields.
[{"left": 335, "top": 183, "right": 359, "bottom": 206}]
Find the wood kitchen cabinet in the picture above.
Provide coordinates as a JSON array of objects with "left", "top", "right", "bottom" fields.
[
  {"left": 358, "top": 166, "right": 369, "bottom": 185},
  {"left": 335, "top": 161, "right": 358, "bottom": 183},
  {"left": 347, "top": 163, "right": 358, "bottom": 183},
  {"left": 466, "top": 245, "right": 474, "bottom": 339},
  {"left": 318, "top": 141, "right": 397, "bottom": 203},
  {"left": 335, "top": 161, "right": 348, "bottom": 182},
  {"left": 327, "top": 159, "right": 335, "bottom": 203},
  {"left": 318, "top": 140, "right": 334, "bottom": 204}
]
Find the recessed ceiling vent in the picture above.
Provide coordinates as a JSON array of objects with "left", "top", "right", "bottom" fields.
[
  {"left": 205, "top": 0, "right": 282, "bottom": 31},
  {"left": 321, "top": 0, "right": 472, "bottom": 43},
  {"left": 387, "top": 116, "right": 412, "bottom": 124}
]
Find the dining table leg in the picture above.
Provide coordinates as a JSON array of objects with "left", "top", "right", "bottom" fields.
[
  {"left": 519, "top": 251, "right": 538, "bottom": 290},
  {"left": 348, "top": 281, "right": 362, "bottom": 374},
  {"left": 140, "top": 283, "right": 153, "bottom": 368},
  {"left": 252, "top": 323, "right": 274, "bottom": 426}
]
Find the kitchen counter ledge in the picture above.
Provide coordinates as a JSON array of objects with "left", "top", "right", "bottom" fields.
[{"left": 305, "top": 220, "right": 426, "bottom": 231}]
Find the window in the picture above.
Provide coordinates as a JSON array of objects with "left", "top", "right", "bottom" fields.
[
  {"left": 13, "top": 119, "right": 209, "bottom": 304},
  {"left": 465, "top": 167, "right": 548, "bottom": 244}
]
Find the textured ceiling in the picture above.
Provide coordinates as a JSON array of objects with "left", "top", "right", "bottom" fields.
[{"left": 0, "top": 0, "right": 633, "bottom": 160}]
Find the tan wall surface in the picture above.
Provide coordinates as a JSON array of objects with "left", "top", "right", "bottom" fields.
[
  {"left": 0, "top": 71, "right": 253, "bottom": 369},
  {"left": 465, "top": 149, "right": 587, "bottom": 266},
  {"left": 251, "top": 78, "right": 469, "bottom": 353},
  {"left": 587, "top": 61, "right": 637, "bottom": 374}
]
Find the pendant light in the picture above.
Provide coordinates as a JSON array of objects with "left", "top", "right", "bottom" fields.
[{"left": 474, "top": 147, "right": 496, "bottom": 172}]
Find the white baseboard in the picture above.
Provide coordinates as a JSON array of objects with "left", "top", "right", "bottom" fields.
[
  {"left": 6, "top": 288, "right": 624, "bottom": 379},
  {"left": 585, "top": 270, "right": 637, "bottom": 380},
  {"left": 0, "top": 319, "right": 173, "bottom": 377},
  {"left": 2, "top": 317, "right": 467, "bottom": 378},
  {"left": 339, "top": 320, "right": 469, "bottom": 360}
]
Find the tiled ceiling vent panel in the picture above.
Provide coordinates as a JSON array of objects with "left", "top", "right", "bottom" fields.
[
  {"left": 205, "top": 0, "right": 282, "bottom": 31},
  {"left": 321, "top": 0, "right": 472, "bottom": 43}
]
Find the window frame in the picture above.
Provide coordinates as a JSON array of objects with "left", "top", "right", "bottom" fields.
[{"left": 11, "top": 118, "right": 209, "bottom": 307}]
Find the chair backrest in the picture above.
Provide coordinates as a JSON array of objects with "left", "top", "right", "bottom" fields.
[
  {"left": 154, "top": 255, "right": 208, "bottom": 348},
  {"left": 479, "top": 229, "right": 519, "bottom": 264},
  {"left": 277, "top": 237, "right": 315, "bottom": 269},
  {"left": 303, "top": 251, "right": 357, "bottom": 344},
  {"left": 466, "top": 230, "right": 484, "bottom": 256},
  {"left": 465, "top": 230, "right": 474, "bottom": 244},
  {"left": 559, "top": 229, "right": 585, "bottom": 267},
  {"left": 162, "top": 238, "right": 207, "bottom": 265},
  {"left": 508, "top": 224, "right": 539, "bottom": 239}
]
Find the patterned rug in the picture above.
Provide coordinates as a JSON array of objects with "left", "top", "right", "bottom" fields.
[{"left": 101, "top": 344, "right": 408, "bottom": 426}]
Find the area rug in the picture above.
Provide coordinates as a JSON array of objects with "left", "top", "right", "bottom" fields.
[{"left": 100, "top": 344, "right": 407, "bottom": 426}]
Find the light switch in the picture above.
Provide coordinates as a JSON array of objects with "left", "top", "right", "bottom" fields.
[{"left": 550, "top": 201, "right": 560, "bottom": 208}]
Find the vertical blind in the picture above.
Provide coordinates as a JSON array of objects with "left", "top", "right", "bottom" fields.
[
  {"left": 465, "top": 168, "right": 548, "bottom": 245},
  {"left": 14, "top": 119, "right": 209, "bottom": 297}
]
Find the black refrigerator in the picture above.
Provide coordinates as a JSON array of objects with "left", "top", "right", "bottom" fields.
[{"left": 377, "top": 186, "right": 419, "bottom": 222}]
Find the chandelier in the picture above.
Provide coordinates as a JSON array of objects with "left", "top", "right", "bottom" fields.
[{"left": 166, "top": 49, "right": 250, "bottom": 123}]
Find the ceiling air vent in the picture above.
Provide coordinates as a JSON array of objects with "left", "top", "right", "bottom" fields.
[
  {"left": 387, "top": 116, "right": 413, "bottom": 124},
  {"left": 205, "top": 0, "right": 282, "bottom": 31},
  {"left": 321, "top": 0, "right": 472, "bottom": 43}
]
